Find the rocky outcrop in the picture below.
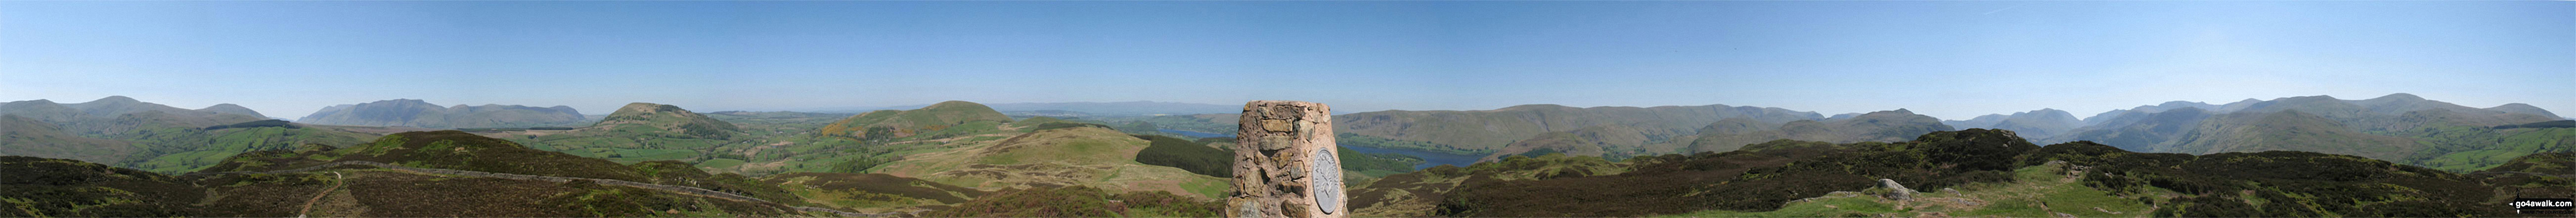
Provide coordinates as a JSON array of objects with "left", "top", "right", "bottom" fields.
[{"left": 1878, "top": 178, "right": 1915, "bottom": 201}]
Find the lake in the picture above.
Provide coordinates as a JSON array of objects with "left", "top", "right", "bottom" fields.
[
  {"left": 1157, "top": 129, "right": 1233, "bottom": 138},
  {"left": 1342, "top": 144, "right": 1486, "bottom": 171}
]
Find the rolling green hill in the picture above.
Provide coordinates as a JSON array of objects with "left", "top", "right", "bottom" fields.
[
  {"left": 0, "top": 115, "right": 140, "bottom": 165},
  {"left": 1, "top": 96, "right": 270, "bottom": 135},
  {"left": 1349, "top": 129, "right": 2572, "bottom": 218},
  {"left": 1478, "top": 125, "right": 1654, "bottom": 162},
  {"left": 2487, "top": 103, "right": 2562, "bottom": 118},
  {"left": 866, "top": 126, "right": 1230, "bottom": 199},
  {"left": 296, "top": 99, "right": 587, "bottom": 129},
  {"left": 2478, "top": 151, "right": 2575, "bottom": 174},
  {"left": 818, "top": 101, "right": 1013, "bottom": 140},
  {"left": 2160, "top": 110, "right": 2422, "bottom": 161},
  {"left": 0, "top": 96, "right": 380, "bottom": 174},
  {"left": 2402, "top": 121, "right": 2576, "bottom": 172},
  {"left": 1685, "top": 109, "right": 1954, "bottom": 153},
  {"left": 497, "top": 103, "right": 745, "bottom": 163},
  {"left": 588, "top": 102, "right": 742, "bottom": 140},
  {"left": 11, "top": 131, "right": 841, "bottom": 217},
  {"left": 2050, "top": 94, "right": 2569, "bottom": 171},
  {"left": 196, "top": 103, "right": 265, "bottom": 118}
]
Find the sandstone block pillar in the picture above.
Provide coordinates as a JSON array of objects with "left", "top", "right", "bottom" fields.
[{"left": 1230, "top": 100, "right": 1344, "bottom": 218}]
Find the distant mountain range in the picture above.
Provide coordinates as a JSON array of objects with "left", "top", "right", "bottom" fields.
[
  {"left": 0, "top": 96, "right": 379, "bottom": 173},
  {"left": 1942, "top": 108, "right": 2083, "bottom": 139},
  {"left": 828, "top": 101, "right": 1236, "bottom": 117},
  {"left": 0, "top": 94, "right": 2566, "bottom": 218},
  {"left": 2047, "top": 93, "right": 2566, "bottom": 171},
  {"left": 1, "top": 96, "right": 271, "bottom": 134},
  {"left": 1681, "top": 109, "right": 1955, "bottom": 153},
  {"left": 1331, "top": 104, "right": 1823, "bottom": 155},
  {"left": 296, "top": 99, "right": 586, "bottom": 129},
  {"left": 1112, "top": 93, "right": 2567, "bottom": 169}
]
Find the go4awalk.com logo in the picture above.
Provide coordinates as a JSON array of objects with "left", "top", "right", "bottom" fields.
[{"left": 2516, "top": 198, "right": 2575, "bottom": 214}]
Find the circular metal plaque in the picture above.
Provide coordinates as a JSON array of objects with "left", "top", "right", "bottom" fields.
[{"left": 1310, "top": 147, "right": 1343, "bottom": 215}]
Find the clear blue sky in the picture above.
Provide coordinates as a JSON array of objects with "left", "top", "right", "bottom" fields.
[{"left": 2, "top": 1, "right": 2568, "bottom": 120}]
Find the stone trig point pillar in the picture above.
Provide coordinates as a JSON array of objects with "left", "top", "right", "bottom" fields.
[{"left": 1231, "top": 100, "right": 1345, "bottom": 218}]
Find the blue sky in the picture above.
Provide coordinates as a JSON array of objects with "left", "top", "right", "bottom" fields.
[{"left": 1, "top": 1, "right": 2567, "bottom": 120}]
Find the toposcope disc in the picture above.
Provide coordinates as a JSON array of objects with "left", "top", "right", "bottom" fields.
[{"left": 1311, "top": 147, "right": 1343, "bottom": 215}]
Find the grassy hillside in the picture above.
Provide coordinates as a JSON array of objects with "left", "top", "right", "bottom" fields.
[
  {"left": 2053, "top": 94, "right": 2571, "bottom": 172},
  {"left": 122, "top": 121, "right": 379, "bottom": 173},
  {"left": 589, "top": 102, "right": 741, "bottom": 140},
  {"left": 494, "top": 103, "right": 749, "bottom": 164},
  {"left": 818, "top": 100, "right": 1013, "bottom": 140},
  {"left": 1686, "top": 109, "right": 1954, "bottom": 153},
  {"left": 6, "top": 151, "right": 820, "bottom": 217},
  {"left": 2487, "top": 103, "right": 2562, "bottom": 118},
  {"left": 919, "top": 186, "right": 1222, "bottom": 218},
  {"left": 2, "top": 96, "right": 268, "bottom": 135},
  {"left": 0, "top": 115, "right": 139, "bottom": 164},
  {"left": 762, "top": 172, "right": 989, "bottom": 214},
  {"left": 195, "top": 103, "right": 265, "bottom": 118},
  {"left": 184, "top": 131, "right": 836, "bottom": 216},
  {"left": 201, "top": 131, "right": 653, "bottom": 181},
  {"left": 0, "top": 156, "right": 202, "bottom": 217},
  {"left": 1132, "top": 135, "right": 1231, "bottom": 177},
  {"left": 295, "top": 99, "right": 587, "bottom": 129},
  {"left": 0, "top": 97, "right": 386, "bottom": 174},
  {"left": 2162, "top": 110, "right": 2422, "bottom": 161},
  {"left": 2406, "top": 122, "right": 2576, "bottom": 172},
  {"left": 1479, "top": 125, "right": 1655, "bottom": 162},
  {"left": 1349, "top": 129, "right": 2568, "bottom": 217},
  {"left": 2478, "top": 151, "right": 2576, "bottom": 174},
  {"left": 866, "top": 127, "right": 1231, "bottom": 199}
]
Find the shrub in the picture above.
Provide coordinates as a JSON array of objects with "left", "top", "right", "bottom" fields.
[{"left": 1133, "top": 135, "right": 1231, "bottom": 177}]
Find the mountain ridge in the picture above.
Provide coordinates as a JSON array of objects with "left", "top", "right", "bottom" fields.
[{"left": 296, "top": 99, "right": 585, "bottom": 129}]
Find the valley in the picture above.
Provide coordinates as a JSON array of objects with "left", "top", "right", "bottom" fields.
[{"left": 3, "top": 95, "right": 2570, "bottom": 218}]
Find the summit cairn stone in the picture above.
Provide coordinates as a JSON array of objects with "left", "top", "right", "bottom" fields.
[{"left": 1229, "top": 101, "right": 1345, "bottom": 218}]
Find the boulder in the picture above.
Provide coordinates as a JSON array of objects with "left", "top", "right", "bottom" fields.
[{"left": 1878, "top": 178, "right": 1916, "bottom": 201}]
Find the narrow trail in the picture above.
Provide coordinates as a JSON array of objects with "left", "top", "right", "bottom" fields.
[
  {"left": 295, "top": 172, "right": 343, "bottom": 218},
  {"left": 188, "top": 161, "right": 890, "bottom": 217}
]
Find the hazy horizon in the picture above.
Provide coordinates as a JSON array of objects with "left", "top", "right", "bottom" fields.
[{"left": 4, "top": 1, "right": 2568, "bottom": 120}]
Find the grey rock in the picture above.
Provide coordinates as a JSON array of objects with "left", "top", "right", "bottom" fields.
[{"left": 1878, "top": 178, "right": 1916, "bottom": 201}]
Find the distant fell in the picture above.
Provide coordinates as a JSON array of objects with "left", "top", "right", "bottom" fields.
[
  {"left": 0, "top": 115, "right": 137, "bottom": 164},
  {"left": 2050, "top": 93, "right": 2567, "bottom": 171},
  {"left": 1686, "top": 109, "right": 1955, "bottom": 153},
  {"left": 841, "top": 101, "right": 1235, "bottom": 117},
  {"left": 2486, "top": 103, "right": 2561, "bottom": 119},
  {"left": 818, "top": 100, "right": 1011, "bottom": 139},
  {"left": 582, "top": 102, "right": 740, "bottom": 140},
  {"left": 194, "top": 103, "right": 264, "bottom": 118},
  {"left": 1334, "top": 103, "right": 1822, "bottom": 153},
  {"left": 0, "top": 96, "right": 268, "bottom": 135},
  {"left": 1946, "top": 108, "right": 2083, "bottom": 139},
  {"left": 296, "top": 99, "right": 585, "bottom": 129}
]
